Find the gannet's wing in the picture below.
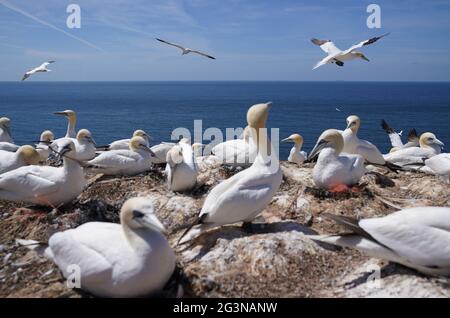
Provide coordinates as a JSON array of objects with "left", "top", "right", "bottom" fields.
[
  {"left": 343, "top": 33, "right": 390, "bottom": 55},
  {"left": 156, "top": 38, "right": 186, "bottom": 51},
  {"left": 313, "top": 55, "right": 335, "bottom": 70},
  {"left": 0, "top": 168, "right": 58, "bottom": 197},
  {"left": 381, "top": 119, "right": 403, "bottom": 148},
  {"left": 189, "top": 49, "right": 216, "bottom": 60},
  {"left": 311, "top": 38, "right": 341, "bottom": 55}
]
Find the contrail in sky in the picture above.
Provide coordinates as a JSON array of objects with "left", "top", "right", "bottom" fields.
[{"left": 0, "top": 0, "right": 104, "bottom": 51}]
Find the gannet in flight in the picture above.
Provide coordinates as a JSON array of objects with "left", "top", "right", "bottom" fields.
[
  {"left": 0, "top": 140, "right": 86, "bottom": 206},
  {"left": 17, "top": 197, "right": 176, "bottom": 297},
  {"left": 179, "top": 102, "right": 283, "bottom": 244},
  {"left": 308, "top": 129, "right": 366, "bottom": 191},
  {"left": 87, "top": 136, "right": 155, "bottom": 176},
  {"left": 311, "top": 33, "right": 389, "bottom": 69},
  {"left": 311, "top": 207, "right": 450, "bottom": 276},
  {"left": 102, "top": 130, "right": 152, "bottom": 151},
  {"left": 0, "top": 145, "right": 41, "bottom": 175},
  {"left": 0, "top": 117, "right": 13, "bottom": 143},
  {"left": 156, "top": 38, "right": 216, "bottom": 59},
  {"left": 165, "top": 140, "right": 198, "bottom": 192},
  {"left": 22, "top": 61, "right": 55, "bottom": 81},
  {"left": 281, "top": 133, "right": 307, "bottom": 164},
  {"left": 381, "top": 119, "right": 419, "bottom": 153}
]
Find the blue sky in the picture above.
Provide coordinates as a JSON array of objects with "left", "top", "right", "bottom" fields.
[{"left": 1, "top": 0, "right": 450, "bottom": 81}]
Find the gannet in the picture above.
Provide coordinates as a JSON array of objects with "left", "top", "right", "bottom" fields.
[
  {"left": 105, "top": 130, "right": 152, "bottom": 151},
  {"left": 0, "top": 142, "right": 19, "bottom": 152},
  {"left": 311, "top": 33, "right": 389, "bottom": 69},
  {"left": 0, "top": 146, "right": 41, "bottom": 175},
  {"left": 381, "top": 119, "right": 419, "bottom": 153},
  {"left": 383, "top": 132, "right": 444, "bottom": 167},
  {"left": 51, "top": 129, "right": 97, "bottom": 162},
  {"left": 21, "top": 61, "right": 55, "bottom": 81},
  {"left": 192, "top": 143, "right": 205, "bottom": 158},
  {"left": 35, "top": 130, "right": 55, "bottom": 162},
  {"left": 310, "top": 207, "right": 450, "bottom": 276},
  {"left": 87, "top": 136, "right": 155, "bottom": 176},
  {"left": 211, "top": 126, "right": 256, "bottom": 167},
  {"left": 308, "top": 129, "right": 366, "bottom": 190},
  {"left": 165, "top": 141, "right": 198, "bottom": 192},
  {"left": 54, "top": 110, "right": 77, "bottom": 138},
  {"left": 281, "top": 133, "right": 307, "bottom": 164},
  {"left": 424, "top": 153, "right": 450, "bottom": 183},
  {"left": 156, "top": 38, "right": 216, "bottom": 59},
  {"left": 150, "top": 142, "right": 176, "bottom": 164},
  {"left": 0, "top": 140, "right": 86, "bottom": 206},
  {"left": 0, "top": 117, "right": 13, "bottom": 142},
  {"left": 17, "top": 197, "right": 176, "bottom": 297},
  {"left": 179, "top": 102, "right": 283, "bottom": 243}
]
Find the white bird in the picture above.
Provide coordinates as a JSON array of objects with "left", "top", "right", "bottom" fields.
[
  {"left": 342, "top": 115, "right": 399, "bottom": 171},
  {"left": 424, "top": 153, "right": 450, "bottom": 183},
  {"left": 0, "top": 145, "right": 41, "bottom": 175},
  {"left": 104, "top": 130, "right": 152, "bottom": 151},
  {"left": 0, "top": 142, "right": 19, "bottom": 152},
  {"left": 17, "top": 197, "right": 176, "bottom": 297},
  {"left": 35, "top": 130, "right": 55, "bottom": 162},
  {"left": 165, "top": 141, "right": 198, "bottom": 192},
  {"left": 87, "top": 136, "right": 155, "bottom": 176},
  {"left": 335, "top": 107, "right": 342, "bottom": 112},
  {"left": 179, "top": 102, "right": 283, "bottom": 243},
  {"left": 311, "top": 33, "right": 389, "bottom": 69},
  {"left": 51, "top": 129, "right": 97, "bottom": 162},
  {"left": 211, "top": 126, "right": 257, "bottom": 167},
  {"left": 22, "top": 61, "right": 55, "bottom": 81},
  {"left": 310, "top": 207, "right": 450, "bottom": 276},
  {"left": 308, "top": 129, "right": 366, "bottom": 191},
  {"left": 0, "top": 140, "right": 86, "bottom": 206},
  {"left": 0, "top": 117, "right": 13, "bottom": 142},
  {"left": 383, "top": 132, "right": 444, "bottom": 167},
  {"left": 281, "top": 133, "right": 307, "bottom": 164},
  {"left": 381, "top": 119, "right": 419, "bottom": 153},
  {"left": 54, "top": 110, "right": 77, "bottom": 138},
  {"left": 156, "top": 38, "right": 216, "bottom": 59}
]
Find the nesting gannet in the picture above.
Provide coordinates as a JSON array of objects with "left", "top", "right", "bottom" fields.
[
  {"left": 150, "top": 142, "right": 176, "bottom": 164},
  {"left": 105, "top": 130, "right": 152, "bottom": 151},
  {"left": 0, "top": 142, "right": 19, "bottom": 152},
  {"left": 179, "top": 102, "right": 282, "bottom": 243},
  {"left": 310, "top": 207, "right": 450, "bottom": 276},
  {"left": 311, "top": 33, "right": 389, "bottom": 69},
  {"left": 0, "top": 117, "right": 13, "bottom": 142},
  {"left": 281, "top": 134, "right": 307, "bottom": 164},
  {"left": 156, "top": 38, "right": 216, "bottom": 59},
  {"left": 35, "top": 130, "right": 55, "bottom": 162},
  {"left": 381, "top": 119, "right": 419, "bottom": 153},
  {"left": 308, "top": 129, "right": 366, "bottom": 190},
  {"left": 54, "top": 110, "right": 77, "bottom": 138},
  {"left": 192, "top": 143, "right": 205, "bottom": 158},
  {"left": 17, "top": 197, "right": 176, "bottom": 297},
  {"left": 51, "top": 129, "right": 97, "bottom": 162},
  {"left": 424, "top": 153, "right": 450, "bottom": 183},
  {"left": 165, "top": 142, "right": 198, "bottom": 192},
  {"left": 21, "top": 61, "right": 55, "bottom": 81},
  {"left": 211, "top": 126, "right": 257, "bottom": 167},
  {"left": 383, "top": 132, "right": 444, "bottom": 167},
  {"left": 0, "top": 140, "right": 86, "bottom": 206},
  {"left": 87, "top": 136, "right": 154, "bottom": 176},
  {"left": 0, "top": 146, "right": 41, "bottom": 175}
]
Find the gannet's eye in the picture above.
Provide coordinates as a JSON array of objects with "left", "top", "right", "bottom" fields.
[{"left": 132, "top": 210, "right": 145, "bottom": 218}]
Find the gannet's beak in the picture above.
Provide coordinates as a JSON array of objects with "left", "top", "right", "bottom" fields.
[
  {"left": 142, "top": 145, "right": 156, "bottom": 157},
  {"left": 133, "top": 210, "right": 166, "bottom": 234},
  {"left": 307, "top": 139, "right": 328, "bottom": 161},
  {"left": 144, "top": 133, "right": 153, "bottom": 141},
  {"left": 86, "top": 136, "right": 96, "bottom": 146},
  {"left": 346, "top": 122, "right": 356, "bottom": 129},
  {"left": 281, "top": 137, "right": 292, "bottom": 143},
  {"left": 435, "top": 139, "right": 445, "bottom": 147},
  {"left": 361, "top": 55, "right": 370, "bottom": 62},
  {"left": 54, "top": 111, "right": 68, "bottom": 117}
]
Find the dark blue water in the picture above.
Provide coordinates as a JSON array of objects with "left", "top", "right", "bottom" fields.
[{"left": 0, "top": 81, "right": 449, "bottom": 159}]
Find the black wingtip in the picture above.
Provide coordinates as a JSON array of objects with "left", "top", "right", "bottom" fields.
[
  {"left": 408, "top": 128, "right": 418, "bottom": 141},
  {"left": 381, "top": 119, "right": 395, "bottom": 134}
]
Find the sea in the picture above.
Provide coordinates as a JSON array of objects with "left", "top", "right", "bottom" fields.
[{"left": 0, "top": 81, "right": 449, "bottom": 159}]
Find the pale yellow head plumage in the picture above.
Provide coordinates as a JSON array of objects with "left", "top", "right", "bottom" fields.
[
  {"left": 282, "top": 133, "right": 304, "bottom": 146},
  {"left": 133, "top": 129, "right": 150, "bottom": 140},
  {"left": 0, "top": 117, "right": 11, "bottom": 127},
  {"left": 55, "top": 110, "right": 77, "bottom": 124},
  {"left": 346, "top": 115, "right": 361, "bottom": 132},
  {"left": 120, "top": 197, "right": 165, "bottom": 232},
  {"left": 166, "top": 144, "right": 184, "bottom": 166},
  {"left": 17, "top": 145, "right": 41, "bottom": 165},
  {"left": 129, "top": 136, "right": 148, "bottom": 151},
  {"left": 247, "top": 102, "right": 271, "bottom": 129},
  {"left": 318, "top": 129, "right": 344, "bottom": 154},
  {"left": 40, "top": 130, "right": 54, "bottom": 142},
  {"left": 419, "top": 132, "right": 444, "bottom": 148}
]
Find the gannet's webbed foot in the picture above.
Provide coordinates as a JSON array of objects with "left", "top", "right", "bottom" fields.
[{"left": 334, "top": 59, "right": 344, "bottom": 67}]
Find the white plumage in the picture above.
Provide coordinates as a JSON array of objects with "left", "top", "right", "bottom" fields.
[
  {"left": 0, "top": 117, "right": 13, "bottom": 143},
  {"left": 22, "top": 61, "right": 55, "bottom": 81},
  {"left": 165, "top": 141, "right": 198, "bottom": 192},
  {"left": 211, "top": 126, "right": 256, "bottom": 167},
  {"left": 281, "top": 133, "right": 307, "bottom": 164},
  {"left": 0, "top": 145, "right": 41, "bottom": 175}
]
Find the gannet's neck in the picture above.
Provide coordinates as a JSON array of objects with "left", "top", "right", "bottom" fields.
[
  {"left": 121, "top": 224, "right": 157, "bottom": 254},
  {"left": 253, "top": 128, "right": 278, "bottom": 166},
  {"left": 66, "top": 118, "right": 76, "bottom": 138},
  {"left": 293, "top": 141, "right": 303, "bottom": 151},
  {"left": 63, "top": 156, "right": 82, "bottom": 173},
  {"left": 423, "top": 143, "right": 442, "bottom": 154}
]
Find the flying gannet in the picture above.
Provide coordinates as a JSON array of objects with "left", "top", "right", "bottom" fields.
[
  {"left": 310, "top": 207, "right": 450, "bottom": 276},
  {"left": 0, "top": 117, "right": 13, "bottom": 143},
  {"left": 165, "top": 140, "right": 198, "bottom": 192},
  {"left": 17, "top": 197, "right": 176, "bottom": 297},
  {"left": 86, "top": 136, "right": 155, "bottom": 176},
  {"left": 156, "top": 38, "right": 216, "bottom": 59},
  {"left": 311, "top": 33, "right": 389, "bottom": 69},
  {"left": 0, "top": 145, "right": 41, "bottom": 175},
  {"left": 381, "top": 119, "right": 419, "bottom": 153},
  {"left": 308, "top": 129, "right": 366, "bottom": 191},
  {"left": 0, "top": 140, "right": 86, "bottom": 206},
  {"left": 179, "top": 102, "right": 283, "bottom": 244},
  {"left": 22, "top": 61, "right": 55, "bottom": 81},
  {"left": 281, "top": 133, "right": 307, "bottom": 164}
]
